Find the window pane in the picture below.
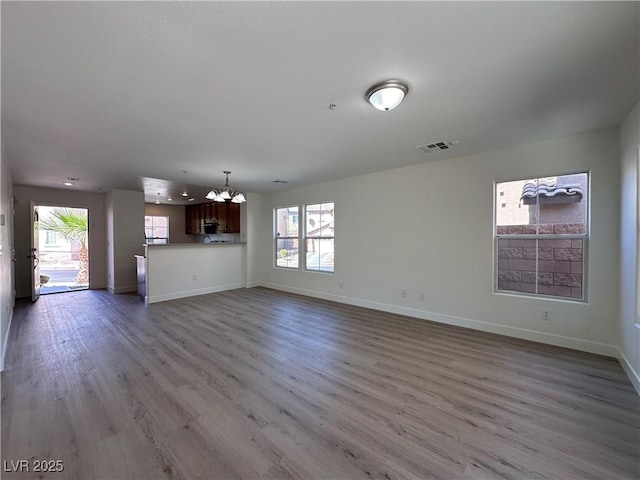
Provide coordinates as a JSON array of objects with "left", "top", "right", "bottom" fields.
[
  {"left": 306, "top": 238, "right": 334, "bottom": 272},
  {"left": 496, "top": 179, "right": 537, "bottom": 235},
  {"left": 497, "top": 237, "right": 584, "bottom": 300},
  {"left": 276, "top": 238, "right": 299, "bottom": 268},
  {"left": 306, "top": 203, "right": 334, "bottom": 238},
  {"left": 276, "top": 207, "right": 299, "bottom": 238},
  {"left": 537, "top": 238, "right": 583, "bottom": 299},
  {"left": 497, "top": 174, "right": 587, "bottom": 236},
  {"left": 536, "top": 173, "right": 587, "bottom": 235},
  {"left": 145, "top": 216, "right": 169, "bottom": 240},
  {"left": 497, "top": 237, "right": 536, "bottom": 293},
  {"left": 154, "top": 216, "right": 168, "bottom": 228},
  {"left": 153, "top": 227, "right": 168, "bottom": 238}
]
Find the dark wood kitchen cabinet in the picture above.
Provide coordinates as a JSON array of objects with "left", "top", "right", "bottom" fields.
[
  {"left": 216, "top": 202, "right": 228, "bottom": 231},
  {"left": 185, "top": 204, "right": 202, "bottom": 234},
  {"left": 185, "top": 202, "right": 240, "bottom": 234},
  {"left": 227, "top": 202, "right": 241, "bottom": 233},
  {"left": 215, "top": 201, "right": 241, "bottom": 233}
]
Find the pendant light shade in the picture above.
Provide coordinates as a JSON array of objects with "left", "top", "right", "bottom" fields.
[
  {"left": 205, "top": 171, "right": 246, "bottom": 203},
  {"left": 365, "top": 80, "right": 409, "bottom": 111}
]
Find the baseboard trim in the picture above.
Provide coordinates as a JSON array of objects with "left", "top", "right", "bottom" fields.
[
  {"left": 262, "top": 282, "right": 620, "bottom": 359},
  {"left": 108, "top": 285, "right": 138, "bottom": 294},
  {"left": 1, "top": 305, "right": 14, "bottom": 372},
  {"left": 147, "top": 283, "right": 245, "bottom": 304},
  {"left": 245, "top": 281, "right": 263, "bottom": 288},
  {"left": 616, "top": 347, "right": 640, "bottom": 395}
]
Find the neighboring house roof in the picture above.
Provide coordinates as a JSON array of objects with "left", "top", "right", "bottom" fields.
[{"left": 521, "top": 178, "right": 583, "bottom": 205}]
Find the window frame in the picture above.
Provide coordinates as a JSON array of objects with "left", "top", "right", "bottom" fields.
[
  {"left": 274, "top": 205, "right": 300, "bottom": 270},
  {"left": 304, "top": 201, "right": 334, "bottom": 274},
  {"left": 493, "top": 171, "right": 590, "bottom": 303}
]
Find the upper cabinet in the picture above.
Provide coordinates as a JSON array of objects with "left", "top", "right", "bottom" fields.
[
  {"left": 185, "top": 204, "right": 200, "bottom": 234},
  {"left": 185, "top": 202, "right": 240, "bottom": 234},
  {"left": 227, "top": 203, "right": 240, "bottom": 233}
]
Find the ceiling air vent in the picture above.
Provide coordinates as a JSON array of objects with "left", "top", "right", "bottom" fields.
[{"left": 416, "top": 141, "right": 453, "bottom": 154}]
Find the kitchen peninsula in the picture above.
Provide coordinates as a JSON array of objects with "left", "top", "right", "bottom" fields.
[{"left": 137, "top": 242, "right": 246, "bottom": 304}]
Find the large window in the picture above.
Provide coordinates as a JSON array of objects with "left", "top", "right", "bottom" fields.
[
  {"left": 145, "top": 216, "right": 169, "bottom": 244},
  {"left": 495, "top": 173, "right": 588, "bottom": 301},
  {"left": 305, "top": 202, "right": 334, "bottom": 273},
  {"left": 275, "top": 206, "right": 299, "bottom": 268}
]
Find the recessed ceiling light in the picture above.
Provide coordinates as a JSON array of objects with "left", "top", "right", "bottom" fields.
[
  {"left": 167, "top": 197, "right": 173, "bottom": 201},
  {"left": 62, "top": 182, "right": 74, "bottom": 186},
  {"left": 188, "top": 198, "right": 195, "bottom": 202},
  {"left": 181, "top": 192, "right": 189, "bottom": 197}
]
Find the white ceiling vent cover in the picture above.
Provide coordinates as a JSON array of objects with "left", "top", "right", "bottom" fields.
[{"left": 416, "top": 141, "right": 452, "bottom": 154}]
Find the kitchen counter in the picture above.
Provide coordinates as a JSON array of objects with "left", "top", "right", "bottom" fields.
[
  {"left": 139, "top": 242, "right": 246, "bottom": 304},
  {"left": 144, "top": 242, "right": 246, "bottom": 247}
]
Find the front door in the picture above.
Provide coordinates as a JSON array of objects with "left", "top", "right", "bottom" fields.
[{"left": 30, "top": 202, "right": 40, "bottom": 302}]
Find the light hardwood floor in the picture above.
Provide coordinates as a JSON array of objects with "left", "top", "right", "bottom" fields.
[{"left": 1, "top": 288, "right": 638, "bottom": 479}]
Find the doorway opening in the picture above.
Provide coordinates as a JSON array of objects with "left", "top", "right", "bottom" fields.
[{"left": 38, "top": 206, "right": 89, "bottom": 295}]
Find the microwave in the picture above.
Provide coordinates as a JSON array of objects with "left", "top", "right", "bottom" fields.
[{"left": 203, "top": 222, "right": 218, "bottom": 234}]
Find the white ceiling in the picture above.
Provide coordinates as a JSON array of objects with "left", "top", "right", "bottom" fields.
[{"left": 2, "top": 2, "right": 638, "bottom": 204}]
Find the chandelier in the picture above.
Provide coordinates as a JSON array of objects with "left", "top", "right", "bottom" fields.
[{"left": 206, "top": 171, "right": 246, "bottom": 203}]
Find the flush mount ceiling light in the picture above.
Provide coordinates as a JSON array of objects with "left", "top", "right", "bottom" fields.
[
  {"left": 206, "top": 171, "right": 246, "bottom": 204},
  {"left": 365, "top": 80, "right": 409, "bottom": 111},
  {"left": 63, "top": 176, "right": 79, "bottom": 186}
]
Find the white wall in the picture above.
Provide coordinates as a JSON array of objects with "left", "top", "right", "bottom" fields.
[
  {"left": 105, "top": 190, "right": 145, "bottom": 293},
  {"left": 256, "top": 128, "right": 622, "bottom": 357},
  {"left": 619, "top": 101, "right": 640, "bottom": 392},
  {"left": 13, "top": 185, "right": 107, "bottom": 298},
  {"left": 145, "top": 244, "right": 245, "bottom": 303},
  {"left": 0, "top": 146, "right": 15, "bottom": 370},
  {"left": 105, "top": 193, "right": 115, "bottom": 291},
  {"left": 245, "top": 192, "right": 263, "bottom": 287}
]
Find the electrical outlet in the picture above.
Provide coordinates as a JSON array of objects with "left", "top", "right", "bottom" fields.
[
  {"left": 192, "top": 275, "right": 197, "bottom": 281},
  {"left": 401, "top": 290, "right": 407, "bottom": 298},
  {"left": 339, "top": 281, "right": 344, "bottom": 289},
  {"left": 419, "top": 291, "right": 426, "bottom": 301},
  {"left": 541, "top": 309, "right": 551, "bottom": 321}
]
